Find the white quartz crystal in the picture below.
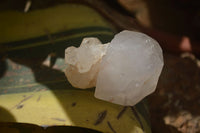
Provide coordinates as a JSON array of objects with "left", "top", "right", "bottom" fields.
[
  {"left": 65, "top": 30, "right": 164, "bottom": 106},
  {"left": 94, "top": 30, "right": 163, "bottom": 106},
  {"left": 65, "top": 37, "right": 109, "bottom": 89}
]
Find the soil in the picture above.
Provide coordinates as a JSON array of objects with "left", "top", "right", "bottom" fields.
[{"left": 148, "top": 53, "right": 200, "bottom": 133}]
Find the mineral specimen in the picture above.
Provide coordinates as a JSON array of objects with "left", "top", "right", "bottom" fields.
[
  {"left": 65, "top": 30, "right": 164, "bottom": 106},
  {"left": 65, "top": 37, "right": 109, "bottom": 89}
]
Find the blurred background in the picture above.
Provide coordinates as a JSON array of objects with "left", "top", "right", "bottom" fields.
[{"left": 0, "top": 0, "right": 200, "bottom": 133}]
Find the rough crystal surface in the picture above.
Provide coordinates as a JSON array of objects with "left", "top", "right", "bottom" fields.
[
  {"left": 65, "top": 37, "right": 109, "bottom": 89},
  {"left": 94, "top": 30, "right": 164, "bottom": 106}
]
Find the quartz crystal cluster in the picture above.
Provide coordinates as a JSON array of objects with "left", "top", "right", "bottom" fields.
[
  {"left": 65, "top": 38, "right": 109, "bottom": 89},
  {"left": 65, "top": 30, "right": 164, "bottom": 106}
]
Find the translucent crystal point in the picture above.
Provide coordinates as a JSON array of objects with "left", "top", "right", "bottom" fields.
[{"left": 94, "top": 30, "right": 164, "bottom": 106}]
